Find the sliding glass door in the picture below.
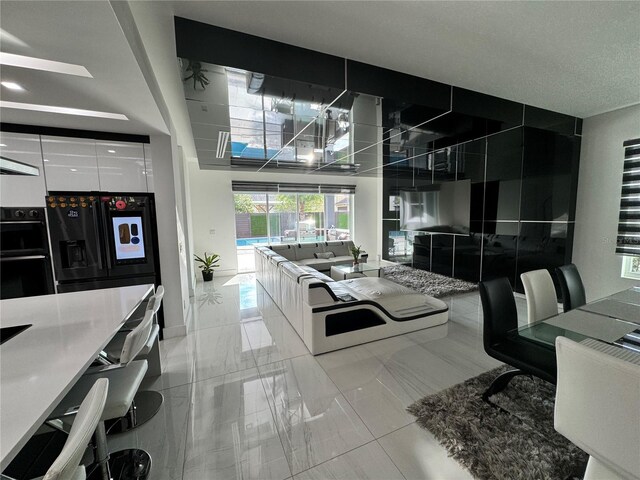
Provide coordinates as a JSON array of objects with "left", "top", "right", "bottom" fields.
[{"left": 233, "top": 191, "right": 353, "bottom": 271}]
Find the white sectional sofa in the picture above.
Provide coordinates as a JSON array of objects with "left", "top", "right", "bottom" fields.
[
  {"left": 267, "top": 240, "right": 367, "bottom": 273},
  {"left": 255, "top": 245, "right": 449, "bottom": 355}
]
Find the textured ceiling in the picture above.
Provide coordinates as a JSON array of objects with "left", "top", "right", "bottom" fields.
[{"left": 172, "top": 0, "right": 640, "bottom": 118}]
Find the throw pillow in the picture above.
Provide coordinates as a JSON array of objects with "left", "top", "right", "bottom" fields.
[{"left": 314, "top": 252, "right": 335, "bottom": 259}]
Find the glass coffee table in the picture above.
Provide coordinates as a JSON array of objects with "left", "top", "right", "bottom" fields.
[{"left": 330, "top": 262, "right": 383, "bottom": 281}]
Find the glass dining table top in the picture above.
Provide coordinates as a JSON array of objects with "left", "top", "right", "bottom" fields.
[{"left": 514, "top": 286, "right": 640, "bottom": 351}]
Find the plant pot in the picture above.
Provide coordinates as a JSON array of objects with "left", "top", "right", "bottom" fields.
[
  {"left": 353, "top": 260, "right": 359, "bottom": 267},
  {"left": 202, "top": 271, "right": 214, "bottom": 282}
]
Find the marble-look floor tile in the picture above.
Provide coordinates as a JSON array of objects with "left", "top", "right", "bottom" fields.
[
  {"left": 190, "top": 285, "right": 242, "bottom": 331},
  {"left": 316, "top": 345, "right": 417, "bottom": 437},
  {"left": 244, "top": 317, "right": 309, "bottom": 366},
  {"left": 107, "top": 383, "right": 191, "bottom": 480},
  {"left": 258, "top": 356, "right": 374, "bottom": 474},
  {"left": 142, "top": 335, "right": 195, "bottom": 391},
  {"left": 183, "top": 368, "right": 291, "bottom": 480},
  {"left": 293, "top": 441, "right": 404, "bottom": 480},
  {"left": 192, "top": 324, "right": 257, "bottom": 382},
  {"left": 378, "top": 423, "right": 474, "bottom": 480},
  {"left": 409, "top": 322, "right": 501, "bottom": 377},
  {"left": 364, "top": 335, "right": 470, "bottom": 399},
  {"left": 183, "top": 409, "right": 291, "bottom": 480},
  {"left": 189, "top": 367, "right": 271, "bottom": 426}
]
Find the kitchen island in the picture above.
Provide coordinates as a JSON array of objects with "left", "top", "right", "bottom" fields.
[{"left": 0, "top": 284, "right": 153, "bottom": 469}]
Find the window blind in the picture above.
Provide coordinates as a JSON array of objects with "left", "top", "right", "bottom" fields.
[
  {"left": 231, "top": 181, "right": 356, "bottom": 195},
  {"left": 617, "top": 138, "right": 640, "bottom": 256}
]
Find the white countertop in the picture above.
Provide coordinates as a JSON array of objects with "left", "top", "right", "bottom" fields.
[{"left": 0, "top": 284, "right": 153, "bottom": 468}]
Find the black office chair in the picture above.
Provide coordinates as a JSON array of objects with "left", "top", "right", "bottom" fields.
[
  {"left": 479, "top": 277, "right": 557, "bottom": 402},
  {"left": 555, "top": 264, "right": 586, "bottom": 312}
]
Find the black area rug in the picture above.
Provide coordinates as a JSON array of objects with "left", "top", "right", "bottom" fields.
[
  {"left": 408, "top": 365, "right": 588, "bottom": 480},
  {"left": 382, "top": 264, "right": 477, "bottom": 298}
]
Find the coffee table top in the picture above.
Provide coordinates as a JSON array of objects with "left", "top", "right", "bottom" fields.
[{"left": 332, "top": 262, "right": 382, "bottom": 275}]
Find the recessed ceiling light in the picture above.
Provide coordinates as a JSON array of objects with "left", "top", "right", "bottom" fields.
[
  {"left": 70, "top": 168, "right": 77, "bottom": 172},
  {"left": 1, "top": 81, "right": 24, "bottom": 91},
  {"left": 0, "top": 143, "right": 6, "bottom": 147},
  {"left": 0, "top": 52, "right": 92, "bottom": 77},
  {"left": 0, "top": 101, "right": 128, "bottom": 120},
  {"left": 43, "top": 158, "right": 49, "bottom": 162},
  {"left": 107, "top": 149, "right": 116, "bottom": 153}
]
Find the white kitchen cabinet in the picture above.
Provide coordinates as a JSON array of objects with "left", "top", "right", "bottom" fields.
[
  {"left": 41, "top": 135, "right": 100, "bottom": 191},
  {"left": 0, "top": 132, "right": 47, "bottom": 207},
  {"left": 96, "top": 141, "right": 147, "bottom": 192},
  {"left": 144, "top": 143, "right": 154, "bottom": 192}
]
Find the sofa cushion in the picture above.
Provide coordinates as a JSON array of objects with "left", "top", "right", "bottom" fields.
[
  {"left": 297, "top": 258, "right": 334, "bottom": 272},
  {"left": 314, "top": 252, "right": 335, "bottom": 259},
  {"left": 323, "top": 241, "right": 350, "bottom": 257},
  {"left": 270, "top": 244, "right": 296, "bottom": 261},
  {"left": 295, "top": 243, "right": 320, "bottom": 260}
]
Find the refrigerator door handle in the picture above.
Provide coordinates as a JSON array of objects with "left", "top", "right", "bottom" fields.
[
  {"left": 100, "top": 201, "right": 113, "bottom": 269},
  {"left": 91, "top": 201, "right": 104, "bottom": 270}
]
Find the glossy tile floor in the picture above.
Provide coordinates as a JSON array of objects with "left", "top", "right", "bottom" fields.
[{"left": 110, "top": 274, "right": 530, "bottom": 480}]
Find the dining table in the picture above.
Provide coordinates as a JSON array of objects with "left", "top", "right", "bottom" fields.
[
  {"left": 0, "top": 284, "right": 154, "bottom": 470},
  {"left": 513, "top": 286, "right": 640, "bottom": 358}
]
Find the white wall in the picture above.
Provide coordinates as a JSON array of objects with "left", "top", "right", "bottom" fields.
[
  {"left": 572, "top": 104, "right": 640, "bottom": 300},
  {"left": 125, "top": 0, "right": 197, "bottom": 161},
  {"left": 149, "top": 134, "right": 190, "bottom": 338},
  {"left": 188, "top": 163, "right": 382, "bottom": 275}
]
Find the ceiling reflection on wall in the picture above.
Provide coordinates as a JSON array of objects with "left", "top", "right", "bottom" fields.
[
  {"left": 178, "top": 56, "right": 541, "bottom": 180},
  {"left": 179, "top": 58, "right": 378, "bottom": 175}
]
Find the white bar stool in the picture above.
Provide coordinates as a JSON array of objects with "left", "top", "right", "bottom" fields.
[{"left": 50, "top": 310, "right": 155, "bottom": 480}]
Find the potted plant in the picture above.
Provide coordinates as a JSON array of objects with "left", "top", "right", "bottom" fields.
[
  {"left": 194, "top": 252, "right": 220, "bottom": 281},
  {"left": 350, "top": 245, "right": 362, "bottom": 266}
]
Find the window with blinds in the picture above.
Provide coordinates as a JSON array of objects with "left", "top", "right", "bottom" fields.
[
  {"left": 617, "top": 138, "right": 640, "bottom": 256},
  {"left": 231, "top": 181, "right": 356, "bottom": 194}
]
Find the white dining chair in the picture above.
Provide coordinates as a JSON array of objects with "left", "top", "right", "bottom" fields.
[
  {"left": 42, "top": 378, "right": 108, "bottom": 480},
  {"left": 555, "top": 336, "right": 640, "bottom": 480},
  {"left": 520, "top": 269, "right": 559, "bottom": 323}
]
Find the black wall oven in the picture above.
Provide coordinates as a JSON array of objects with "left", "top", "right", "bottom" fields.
[{"left": 0, "top": 207, "right": 55, "bottom": 299}]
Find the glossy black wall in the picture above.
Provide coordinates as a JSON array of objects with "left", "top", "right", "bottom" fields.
[{"left": 174, "top": 18, "right": 582, "bottom": 292}]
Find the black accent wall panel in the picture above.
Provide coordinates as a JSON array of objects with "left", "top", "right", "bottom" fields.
[
  {"left": 515, "top": 222, "right": 569, "bottom": 293},
  {"left": 430, "top": 234, "right": 454, "bottom": 277},
  {"left": 482, "top": 221, "right": 520, "bottom": 286},
  {"left": 485, "top": 127, "right": 523, "bottom": 222},
  {"left": 175, "top": 17, "right": 345, "bottom": 89},
  {"left": 347, "top": 60, "right": 451, "bottom": 111},
  {"left": 524, "top": 106, "right": 576, "bottom": 136},
  {"left": 520, "top": 128, "right": 574, "bottom": 222}
]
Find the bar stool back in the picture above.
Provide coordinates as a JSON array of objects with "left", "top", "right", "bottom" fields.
[{"left": 43, "top": 379, "right": 108, "bottom": 480}]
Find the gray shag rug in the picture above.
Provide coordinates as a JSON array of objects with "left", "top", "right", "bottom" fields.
[
  {"left": 408, "top": 365, "right": 588, "bottom": 480},
  {"left": 382, "top": 264, "right": 478, "bottom": 298}
]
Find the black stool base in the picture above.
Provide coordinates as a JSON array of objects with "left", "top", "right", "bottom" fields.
[
  {"left": 87, "top": 448, "right": 151, "bottom": 480},
  {"left": 106, "top": 391, "right": 164, "bottom": 435}
]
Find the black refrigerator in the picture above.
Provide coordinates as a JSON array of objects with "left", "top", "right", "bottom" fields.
[{"left": 46, "top": 192, "right": 160, "bottom": 294}]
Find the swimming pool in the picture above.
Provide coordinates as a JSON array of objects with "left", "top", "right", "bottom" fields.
[{"left": 236, "top": 237, "right": 282, "bottom": 247}]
